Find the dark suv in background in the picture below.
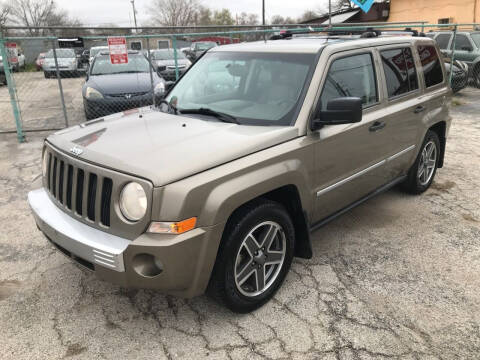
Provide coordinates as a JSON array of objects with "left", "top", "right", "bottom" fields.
[{"left": 429, "top": 31, "right": 480, "bottom": 87}]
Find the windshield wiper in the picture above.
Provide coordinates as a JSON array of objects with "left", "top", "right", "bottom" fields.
[{"left": 180, "top": 107, "right": 239, "bottom": 124}]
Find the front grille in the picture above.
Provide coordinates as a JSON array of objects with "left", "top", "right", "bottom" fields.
[
  {"left": 108, "top": 91, "right": 148, "bottom": 98},
  {"left": 46, "top": 151, "right": 113, "bottom": 228},
  {"left": 43, "top": 143, "right": 153, "bottom": 240}
]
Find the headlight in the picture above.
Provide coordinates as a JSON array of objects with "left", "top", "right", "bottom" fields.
[
  {"left": 154, "top": 82, "right": 165, "bottom": 95},
  {"left": 85, "top": 87, "right": 103, "bottom": 99},
  {"left": 42, "top": 150, "right": 48, "bottom": 177},
  {"left": 119, "top": 182, "right": 147, "bottom": 221}
]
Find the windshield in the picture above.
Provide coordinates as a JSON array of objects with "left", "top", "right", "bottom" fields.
[
  {"left": 45, "top": 49, "right": 75, "bottom": 58},
  {"left": 90, "top": 47, "right": 109, "bottom": 58},
  {"left": 471, "top": 33, "right": 480, "bottom": 48},
  {"left": 166, "top": 51, "right": 315, "bottom": 126},
  {"left": 196, "top": 42, "right": 216, "bottom": 51},
  {"left": 152, "top": 49, "right": 186, "bottom": 60},
  {"left": 91, "top": 54, "right": 151, "bottom": 75}
]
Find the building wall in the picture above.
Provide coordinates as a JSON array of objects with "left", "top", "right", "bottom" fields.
[{"left": 389, "top": 0, "right": 480, "bottom": 24}]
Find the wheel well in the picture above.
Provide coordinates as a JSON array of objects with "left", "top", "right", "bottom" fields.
[
  {"left": 429, "top": 121, "right": 446, "bottom": 168},
  {"left": 260, "top": 185, "right": 312, "bottom": 259}
]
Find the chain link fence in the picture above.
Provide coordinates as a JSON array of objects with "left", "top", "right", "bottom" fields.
[{"left": 1, "top": 22, "right": 479, "bottom": 143}]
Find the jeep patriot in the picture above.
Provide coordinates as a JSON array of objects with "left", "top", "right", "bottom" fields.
[{"left": 29, "top": 34, "right": 451, "bottom": 313}]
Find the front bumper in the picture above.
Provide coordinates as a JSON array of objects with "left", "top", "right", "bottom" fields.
[{"left": 28, "top": 188, "right": 224, "bottom": 297}]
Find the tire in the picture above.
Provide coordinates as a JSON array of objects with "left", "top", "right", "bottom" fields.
[
  {"left": 208, "top": 199, "right": 295, "bottom": 313},
  {"left": 401, "top": 130, "right": 441, "bottom": 194},
  {"left": 43, "top": 71, "right": 49, "bottom": 79},
  {"left": 474, "top": 65, "right": 480, "bottom": 89}
]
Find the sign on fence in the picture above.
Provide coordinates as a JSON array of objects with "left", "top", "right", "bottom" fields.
[{"left": 107, "top": 37, "right": 128, "bottom": 64}]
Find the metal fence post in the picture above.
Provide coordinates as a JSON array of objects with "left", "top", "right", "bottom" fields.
[
  {"left": 172, "top": 36, "right": 179, "bottom": 81},
  {"left": 0, "top": 38, "right": 25, "bottom": 143},
  {"left": 52, "top": 39, "right": 69, "bottom": 127},
  {"left": 146, "top": 37, "right": 156, "bottom": 107},
  {"left": 449, "top": 25, "right": 458, "bottom": 88}
]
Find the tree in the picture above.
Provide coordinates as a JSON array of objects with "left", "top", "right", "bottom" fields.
[
  {"left": 8, "top": 0, "right": 79, "bottom": 35},
  {"left": 237, "top": 12, "right": 259, "bottom": 26},
  {"left": 333, "top": 0, "right": 352, "bottom": 10},
  {"left": 297, "top": 10, "right": 319, "bottom": 23},
  {"left": 212, "top": 9, "right": 234, "bottom": 26},
  {"left": 196, "top": 6, "right": 212, "bottom": 26},
  {"left": 0, "top": 1, "right": 10, "bottom": 31},
  {"left": 148, "top": 0, "right": 200, "bottom": 27},
  {"left": 270, "top": 15, "right": 295, "bottom": 25}
]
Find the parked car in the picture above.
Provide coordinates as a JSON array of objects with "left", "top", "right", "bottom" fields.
[
  {"left": 89, "top": 46, "right": 109, "bottom": 63},
  {"left": 29, "top": 34, "right": 451, "bottom": 313},
  {"left": 428, "top": 31, "right": 480, "bottom": 87},
  {"left": 184, "top": 41, "right": 217, "bottom": 62},
  {"left": 0, "top": 51, "right": 25, "bottom": 72},
  {"left": 82, "top": 50, "right": 166, "bottom": 119},
  {"left": 444, "top": 59, "right": 469, "bottom": 93},
  {"left": 0, "top": 70, "right": 5, "bottom": 85},
  {"left": 35, "top": 52, "right": 46, "bottom": 71},
  {"left": 79, "top": 49, "right": 90, "bottom": 68},
  {"left": 149, "top": 48, "right": 191, "bottom": 81},
  {"left": 42, "top": 48, "right": 79, "bottom": 78}
]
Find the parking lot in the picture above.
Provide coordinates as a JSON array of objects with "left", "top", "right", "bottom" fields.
[
  {"left": 0, "top": 84, "right": 478, "bottom": 359},
  {"left": 0, "top": 71, "right": 86, "bottom": 132}
]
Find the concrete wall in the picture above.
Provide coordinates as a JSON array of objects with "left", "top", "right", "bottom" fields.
[{"left": 389, "top": 0, "right": 480, "bottom": 24}]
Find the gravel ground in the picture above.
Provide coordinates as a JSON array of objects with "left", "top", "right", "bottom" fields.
[{"left": 0, "top": 88, "right": 479, "bottom": 360}]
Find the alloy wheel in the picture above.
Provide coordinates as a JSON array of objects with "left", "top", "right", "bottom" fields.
[
  {"left": 234, "top": 221, "right": 286, "bottom": 297},
  {"left": 417, "top": 140, "right": 437, "bottom": 186}
]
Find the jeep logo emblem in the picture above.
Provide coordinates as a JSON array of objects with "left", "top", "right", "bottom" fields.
[{"left": 69, "top": 146, "right": 83, "bottom": 156}]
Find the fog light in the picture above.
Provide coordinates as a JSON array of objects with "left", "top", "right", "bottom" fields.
[{"left": 132, "top": 253, "right": 163, "bottom": 277}]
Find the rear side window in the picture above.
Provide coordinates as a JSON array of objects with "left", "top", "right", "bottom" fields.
[
  {"left": 453, "top": 34, "right": 472, "bottom": 50},
  {"left": 320, "top": 53, "right": 377, "bottom": 109},
  {"left": 417, "top": 45, "right": 444, "bottom": 88},
  {"left": 381, "top": 47, "right": 418, "bottom": 98},
  {"left": 435, "top": 33, "right": 451, "bottom": 50}
]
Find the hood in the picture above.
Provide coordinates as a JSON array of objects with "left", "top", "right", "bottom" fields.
[
  {"left": 86, "top": 72, "right": 161, "bottom": 95},
  {"left": 47, "top": 108, "right": 298, "bottom": 187}
]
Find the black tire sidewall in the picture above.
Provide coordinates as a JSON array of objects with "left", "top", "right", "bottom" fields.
[{"left": 220, "top": 202, "right": 295, "bottom": 313}]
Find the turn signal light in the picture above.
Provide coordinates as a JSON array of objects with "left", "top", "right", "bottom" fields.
[{"left": 148, "top": 217, "right": 197, "bottom": 234}]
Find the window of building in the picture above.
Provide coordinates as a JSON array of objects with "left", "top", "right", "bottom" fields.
[
  {"left": 130, "top": 41, "right": 142, "bottom": 50},
  {"left": 438, "top": 18, "right": 450, "bottom": 24},
  {"left": 435, "top": 33, "right": 452, "bottom": 50},
  {"left": 158, "top": 40, "right": 169, "bottom": 49},
  {"left": 417, "top": 45, "right": 444, "bottom": 88},
  {"left": 453, "top": 34, "right": 473, "bottom": 51},
  {"left": 320, "top": 53, "right": 378, "bottom": 109},
  {"left": 380, "top": 47, "right": 418, "bottom": 98}
]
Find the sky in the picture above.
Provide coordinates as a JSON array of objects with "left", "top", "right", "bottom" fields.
[{"left": 60, "top": 0, "right": 329, "bottom": 27}]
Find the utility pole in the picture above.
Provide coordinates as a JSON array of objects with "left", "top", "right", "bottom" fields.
[
  {"left": 329, "top": 0, "right": 332, "bottom": 27},
  {"left": 262, "top": 0, "right": 265, "bottom": 26},
  {"left": 131, "top": 0, "right": 138, "bottom": 32}
]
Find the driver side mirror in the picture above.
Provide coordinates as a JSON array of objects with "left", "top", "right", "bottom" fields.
[{"left": 310, "top": 97, "right": 362, "bottom": 131}]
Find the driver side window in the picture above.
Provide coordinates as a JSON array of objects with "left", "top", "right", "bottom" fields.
[{"left": 320, "top": 53, "right": 378, "bottom": 110}]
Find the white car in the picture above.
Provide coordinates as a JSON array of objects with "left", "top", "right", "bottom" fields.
[
  {"left": 89, "top": 46, "right": 109, "bottom": 63},
  {"left": 42, "top": 48, "right": 79, "bottom": 78}
]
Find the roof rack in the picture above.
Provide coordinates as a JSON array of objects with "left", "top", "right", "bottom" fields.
[{"left": 270, "top": 27, "right": 426, "bottom": 40}]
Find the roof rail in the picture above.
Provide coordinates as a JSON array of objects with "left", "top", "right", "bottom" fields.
[{"left": 270, "top": 27, "right": 426, "bottom": 40}]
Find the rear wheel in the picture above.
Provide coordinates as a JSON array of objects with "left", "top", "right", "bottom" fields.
[
  {"left": 474, "top": 65, "right": 480, "bottom": 89},
  {"left": 208, "top": 200, "right": 295, "bottom": 313},
  {"left": 402, "top": 130, "right": 440, "bottom": 194}
]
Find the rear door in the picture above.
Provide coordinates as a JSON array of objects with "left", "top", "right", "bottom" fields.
[
  {"left": 311, "top": 49, "right": 391, "bottom": 222},
  {"left": 375, "top": 44, "right": 426, "bottom": 179}
]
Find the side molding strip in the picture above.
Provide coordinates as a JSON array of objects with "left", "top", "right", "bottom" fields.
[
  {"left": 316, "top": 160, "right": 386, "bottom": 197},
  {"left": 316, "top": 145, "right": 416, "bottom": 197}
]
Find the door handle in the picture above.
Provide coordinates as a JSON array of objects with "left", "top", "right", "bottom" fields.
[
  {"left": 414, "top": 105, "right": 426, "bottom": 114},
  {"left": 369, "top": 121, "right": 386, "bottom": 132}
]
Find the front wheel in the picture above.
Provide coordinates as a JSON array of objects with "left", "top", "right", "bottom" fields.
[
  {"left": 402, "top": 130, "right": 440, "bottom": 194},
  {"left": 208, "top": 200, "right": 295, "bottom": 313}
]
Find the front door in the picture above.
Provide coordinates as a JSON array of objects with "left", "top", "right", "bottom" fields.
[{"left": 311, "top": 50, "right": 392, "bottom": 223}]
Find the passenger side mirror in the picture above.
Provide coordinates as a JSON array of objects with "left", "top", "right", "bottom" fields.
[{"left": 311, "top": 97, "right": 362, "bottom": 131}]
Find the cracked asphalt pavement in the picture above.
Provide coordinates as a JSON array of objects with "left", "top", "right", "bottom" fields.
[{"left": 1, "top": 88, "right": 479, "bottom": 360}]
